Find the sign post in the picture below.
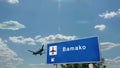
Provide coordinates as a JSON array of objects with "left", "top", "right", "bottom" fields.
[
  {"left": 47, "top": 37, "right": 100, "bottom": 65},
  {"left": 53, "top": 64, "right": 57, "bottom": 68},
  {"left": 89, "top": 64, "right": 94, "bottom": 68}
]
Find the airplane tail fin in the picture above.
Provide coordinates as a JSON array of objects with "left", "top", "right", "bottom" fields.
[{"left": 42, "top": 45, "right": 44, "bottom": 49}]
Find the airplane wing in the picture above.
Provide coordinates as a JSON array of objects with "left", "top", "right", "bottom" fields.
[{"left": 28, "top": 50, "right": 34, "bottom": 53}]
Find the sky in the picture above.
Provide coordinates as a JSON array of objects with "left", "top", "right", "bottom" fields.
[{"left": 0, "top": 0, "right": 120, "bottom": 68}]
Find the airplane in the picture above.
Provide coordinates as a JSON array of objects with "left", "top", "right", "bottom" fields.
[
  {"left": 28, "top": 45, "right": 45, "bottom": 56},
  {"left": 50, "top": 46, "right": 56, "bottom": 54}
]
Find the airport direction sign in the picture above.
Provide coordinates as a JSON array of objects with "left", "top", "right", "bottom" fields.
[{"left": 47, "top": 37, "right": 101, "bottom": 64}]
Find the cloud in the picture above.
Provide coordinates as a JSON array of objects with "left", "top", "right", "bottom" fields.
[
  {"left": 77, "top": 20, "right": 89, "bottom": 24},
  {"left": 0, "top": 38, "right": 24, "bottom": 68},
  {"left": 9, "top": 34, "right": 120, "bottom": 52},
  {"left": 9, "top": 34, "right": 76, "bottom": 46},
  {"left": 34, "top": 35, "right": 41, "bottom": 40},
  {"left": 0, "top": 20, "right": 25, "bottom": 30},
  {"left": 113, "top": 56, "right": 120, "bottom": 63},
  {"left": 29, "top": 63, "right": 45, "bottom": 68},
  {"left": 105, "top": 56, "right": 120, "bottom": 68},
  {"left": 94, "top": 24, "right": 106, "bottom": 31},
  {"left": 29, "top": 63, "right": 53, "bottom": 68},
  {"left": 9, "top": 36, "right": 36, "bottom": 45},
  {"left": 100, "top": 42, "right": 120, "bottom": 51},
  {"left": 35, "top": 34, "right": 77, "bottom": 45},
  {"left": 6, "top": 0, "right": 19, "bottom": 4},
  {"left": 99, "top": 9, "right": 120, "bottom": 19}
]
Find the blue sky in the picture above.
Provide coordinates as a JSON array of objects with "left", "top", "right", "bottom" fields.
[{"left": 0, "top": 0, "right": 120, "bottom": 68}]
